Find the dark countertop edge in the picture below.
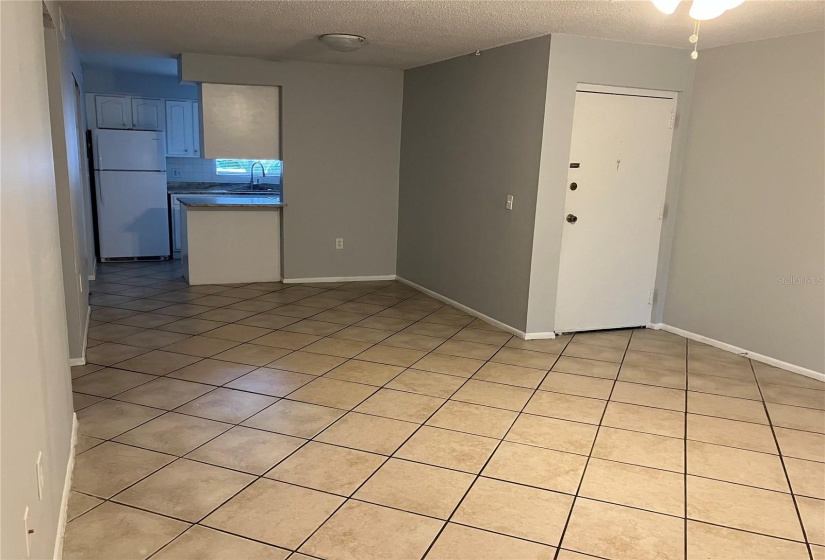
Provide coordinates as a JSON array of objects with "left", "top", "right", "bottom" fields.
[
  {"left": 179, "top": 196, "right": 283, "bottom": 208},
  {"left": 168, "top": 189, "right": 281, "bottom": 195}
]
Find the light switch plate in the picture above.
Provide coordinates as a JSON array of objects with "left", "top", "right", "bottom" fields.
[
  {"left": 171, "top": 167, "right": 183, "bottom": 179},
  {"left": 505, "top": 195, "right": 514, "bottom": 210}
]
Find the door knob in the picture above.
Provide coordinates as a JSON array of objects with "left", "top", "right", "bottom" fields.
[
  {"left": 569, "top": 182, "right": 578, "bottom": 191},
  {"left": 566, "top": 214, "right": 578, "bottom": 224}
]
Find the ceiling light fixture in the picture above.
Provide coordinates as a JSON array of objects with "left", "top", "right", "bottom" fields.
[
  {"left": 652, "top": 0, "right": 746, "bottom": 59},
  {"left": 318, "top": 34, "right": 367, "bottom": 53}
]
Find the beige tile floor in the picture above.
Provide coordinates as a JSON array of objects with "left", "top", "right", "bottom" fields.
[{"left": 65, "top": 260, "right": 825, "bottom": 560}]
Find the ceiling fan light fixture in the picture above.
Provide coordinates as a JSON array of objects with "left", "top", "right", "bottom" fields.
[
  {"left": 652, "top": 0, "right": 682, "bottom": 15},
  {"left": 688, "top": 0, "right": 727, "bottom": 20},
  {"left": 318, "top": 33, "right": 367, "bottom": 52}
]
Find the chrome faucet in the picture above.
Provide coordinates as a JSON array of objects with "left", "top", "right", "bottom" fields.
[{"left": 249, "top": 161, "right": 266, "bottom": 189}]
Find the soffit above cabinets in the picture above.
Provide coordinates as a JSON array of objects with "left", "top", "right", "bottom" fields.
[
  {"left": 199, "top": 83, "right": 280, "bottom": 161},
  {"left": 63, "top": 1, "right": 824, "bottom": 70}
]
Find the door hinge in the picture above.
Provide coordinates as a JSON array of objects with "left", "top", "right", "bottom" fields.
[
  {"left": 648, "top": 288, "right": 654, "bottom": 305},
  {"left": 669, "top": 111, "right": 676, "bottom": 129},
  {"left": 658, "top": 203, "right": 664, "bottom": 220}
]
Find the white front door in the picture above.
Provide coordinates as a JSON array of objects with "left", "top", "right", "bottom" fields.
[{"left": 554, "top": 87, "right": 677, "bottom": 333}]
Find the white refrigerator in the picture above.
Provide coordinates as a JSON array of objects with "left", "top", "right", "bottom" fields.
[{"left": 93, "top": 129, "right": 170, "bottom": 260}]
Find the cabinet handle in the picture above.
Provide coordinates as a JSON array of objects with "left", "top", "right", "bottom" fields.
[{"left": 184, "top": 149, "right": 189, "bottom": 153}]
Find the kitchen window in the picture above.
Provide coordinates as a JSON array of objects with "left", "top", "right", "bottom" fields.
[{"left": 215, "top": 159, "right": 282, "bottom": 177}]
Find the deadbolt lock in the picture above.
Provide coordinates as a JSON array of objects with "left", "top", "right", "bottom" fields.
[{"left": 566, "top": 214, "right": 578, "bottom": 224}]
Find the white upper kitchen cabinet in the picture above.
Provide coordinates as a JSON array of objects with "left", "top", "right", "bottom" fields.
[
  {"left": 165, "top": 100, "right": 200, "bottom": 157},
  {"left": 95, "top": 95, "right": 131, "bottom": 129},
  {"left": 131, "top": 98, "right": 163, "bottom": 131},
  {"left": 200, "top": 83, "right": 280, "bottom": 160}
]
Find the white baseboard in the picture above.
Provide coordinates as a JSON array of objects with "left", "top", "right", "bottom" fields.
[
  {"left": 648, "top": 323, "right": 825, "bottom": 382},
  {"left": 53, "top": 414, "right": 78, "bottom": 560},
  {"left": 87, "top": 260, "right": 97, "bottom": 282},
  {"left": 396, "top": 277, "right": 554, "bottom": 340},
  {"left": 68, "top": 307, "right": 91, "bottom": 367},
  {"left": 283, "top": 275, "right": 397, "bottom": 284}
]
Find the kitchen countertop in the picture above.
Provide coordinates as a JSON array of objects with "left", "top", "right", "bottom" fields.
[
  {"left": 168, "top": 182, "right": 280, "bottom": 195},
  {"left": 178, "top": 196, "right": 283, "bottom": 208}
]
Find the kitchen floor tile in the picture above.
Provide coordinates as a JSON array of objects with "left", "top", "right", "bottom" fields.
[
  {"left": 114, "top": 412, "right": 232, "bottom": 455},
  {"left": 72, "top": 441, "right": 175, "bottom": 498},
  {"left": 385, "top": 369, "right": 466, "bottom": 397},
  {"left": 174, "top": 387, "right": 277, "bottom": 423},
  {"left": 482, "top": 440, "right": 587, "bottom": 493},
  {"left": 299, "top": 500, "right": 442, "bottom": 560},
  {"left": 562, "top": 498, "right": 684, "bottom": 560},
  {"left": 315, "top": 412, "right": 418, "bottom": 455},
  {"left": 114, "top": 377, "right": 213, "bottom": 409},
  {"left": 451, "top": 379, "right": 533, "bottom": 411},
  {"left": 552, "top": 355, "right": 620, "bottom": 379},
  {"left": 591, "top": 426, "right": 683, "bottom": 472},
  {"left": 268, "top": 350, "right": 347, "bottom": 375},
  {"left": 453, "top": 477, "right": 573, "bottom": 545},
  {"left": 354, "top": 458, "right": 474, "bottom": 518},
  {"left": 113, "top": 458, "right": 254, "bottom": 522},
  {"left": 63, "top": 502, "right": 188, "bottom": 560},
  {"left": 160, "top": 336, "right": 240, "bottom": 358},
  {"left": 152, "top": 525, "right": 290, "bottom": 560},
  {"left": 471, "top": 361, "right": 547, "bottom": 388},
  {"left": 687, "top": 475, "right": 804, "bottom": 540},
  {"left": 202, "top": 478, "right": 343, "bottom": 550},
  {"left": 186, "top": 426, "right": 305, "bottom": 475},
  {"left": 412, "top": 353, "right": 485, "bottom": 377},
  {"left": 524, "top": 391, "right": 606, "bottom": 425},
  {"left": 579, "top": 457, "right": 684, "bottom": 516},
  {"left": 356, "top": 344, "right": 428, "bottom": 367},
  {"left": 225, "top": 368, "right": 316, "bottom": 397},
  {"left": 76, "top": 399, "right": 164, "bottom": 439},
  {"left": 288, "top": 377, "right": 377, "bottom": 409},
  {"left": 601, "top": 401, "right": 684, "bottom": 437},
  {"left": 687, "top": 440, "right": 789, "bottom": 492},
  {"left": 506, "top": 414, "right": 597, "bottom": 455},
  {"left": 686, "top": 520, "right": 810, "bottom": 560},
  {"left": 539, "top": 371, "right": 614, "bottom": 400},
  {"left": 427, "top": 523, "right": 556, "bottom": 560},
  {"left": 212, "top": 343, "right": 292, "bottom": 366},
  {"left": 167, "top": 358, "right": 256, "bottom": 385},
  {"left": 242, "top": 399, "right": 345, "bottom": 438},
  {"left": 265, "top": 441, "right": 385, "bottom": 495},
  {"left": 72, "top": 367, "right": 156, "bottom": 398},
  {"left": 354, "top": 388, "right": 444, "bottom": 422},
  {"left": 427, "top": 400, "right": 518, "bottom": 439},
  {"left": 324, "top": 359, "right": 404, "bottom": 386},
  {"left": 395, "top": 425, "right": 498, "bottom": 473},
  {"left": 687, "top": 414, "right": 778, "bottom": 454}
]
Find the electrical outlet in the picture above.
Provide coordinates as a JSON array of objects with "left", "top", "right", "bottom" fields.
[
  {"left": 23, "top": 507, "right": 31, "bottom": 557},
  {"left": 335, "top": 238, "right": 344, "bottom": 250},
  {"left": 505, "top": 195, "right": 514, "bottom": 210},
  {"left": 35, "top": 452, "right": 43, "bottom": 501},
  {"left": 171, "top": 167, "right": 183, "bottom": 179}
]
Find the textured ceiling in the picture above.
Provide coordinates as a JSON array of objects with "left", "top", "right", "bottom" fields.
[{"left": 63, "top": 0, "right": 825, "bottom": 70}]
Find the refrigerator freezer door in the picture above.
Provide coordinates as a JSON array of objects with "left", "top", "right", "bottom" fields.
[
  {"left": 94, "top": 129, "right": 166, "bottom": 171},
  {"left": 96, "top": 171, "right": 170, "bottom": 259}
]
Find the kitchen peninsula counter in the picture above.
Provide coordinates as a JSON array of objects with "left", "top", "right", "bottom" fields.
[{"left": 180, "top": 196, "right": 281, "bottom": 285}]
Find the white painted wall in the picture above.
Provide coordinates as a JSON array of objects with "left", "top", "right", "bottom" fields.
[
  {"left": 526, "top": 35, "right": 696, "bottom": 334},
  {"left": 664, "top": 31, "right": 825, "bottom": 373},
  {"left": 180, "top": 53, "right": 402, "bottom": 280},
  {"left": 1, "top": 1, "right": 76, "bottom": 558},
  {"left": 44, "top": 5, "right": 92, "bottom": 360}
]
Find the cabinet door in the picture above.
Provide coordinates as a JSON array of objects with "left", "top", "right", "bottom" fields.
[
  {"left": 165, "top": 100, "right": 194, "bottom": 156},
  {"left": 192, "top": 102, "right": 201, "bottom": 157},
  {"left": 132, "top": 98, "right": 163, "bottom": 131},
  {"left": 95, "top": 95, "right": 131, "bottom": 129}
]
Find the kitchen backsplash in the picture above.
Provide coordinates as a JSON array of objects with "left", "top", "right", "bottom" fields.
[{"left": 166, "top": 157, "right": 282, "bottom": 184}]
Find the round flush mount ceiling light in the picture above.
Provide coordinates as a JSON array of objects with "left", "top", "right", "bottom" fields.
[{"left": 318, "top": 34, "right": 367, "bottom": 52}]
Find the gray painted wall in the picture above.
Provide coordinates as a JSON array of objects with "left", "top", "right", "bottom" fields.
[
  {"left": 396, "top": 36, "right": 552, "bottom": 331},
  {"left": 1, "top": 2, "right": 76, "bottom": 557},
  {"left": 526, "top": 35, "right": 696, "bottom": 334},
  {"left": 664, "top": 31, "right": 825, "bottom": 373},
  {"left": 45, "top": 8, "right": 91, "bottom": 360},
  {"left": 180, "top": 53, "right": 402, "bottom": 280}
]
